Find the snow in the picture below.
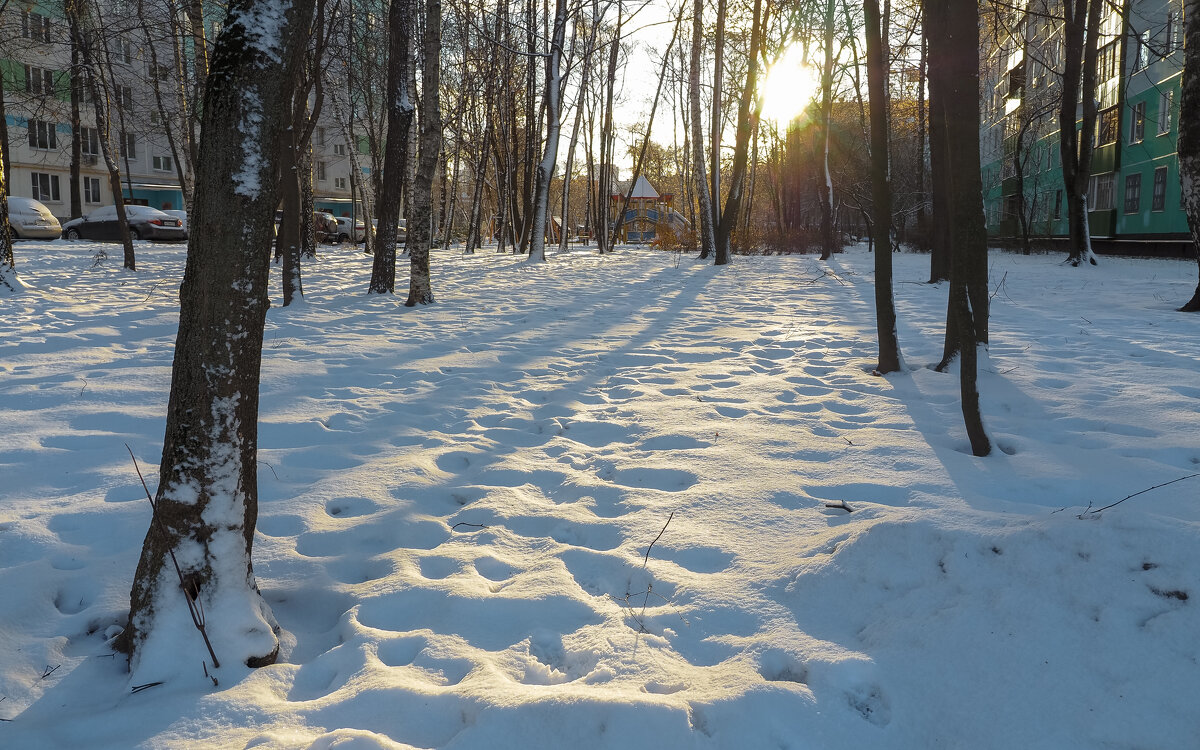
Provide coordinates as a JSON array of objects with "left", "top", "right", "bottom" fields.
[{"left": 2, "top": 240, "right": 1200, "bottom": 749}]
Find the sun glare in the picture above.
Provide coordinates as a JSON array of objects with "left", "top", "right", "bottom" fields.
[{"left": 760, "top": 46, "right": 820, "bottom": 126}]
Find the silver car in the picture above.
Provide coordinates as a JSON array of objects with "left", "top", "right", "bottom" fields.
[{"left": 6, "top": 196, "right": 62, "bottom": 240}]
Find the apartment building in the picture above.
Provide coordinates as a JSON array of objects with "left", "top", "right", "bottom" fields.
[
  {"left": 979, "top": 0, "right": 1189, "bottom": 254},
  {"left": 1, "top": 2, "right": 360, "bottom": 222}
]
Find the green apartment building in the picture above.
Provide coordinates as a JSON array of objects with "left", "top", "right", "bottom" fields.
[{"left": 981, "top": 0, "right": 1191, "bottom": 255}]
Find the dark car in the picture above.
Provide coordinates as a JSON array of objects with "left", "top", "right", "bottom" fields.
[{"left": 62, "top": 205, "right": 187, "bottom": 242}]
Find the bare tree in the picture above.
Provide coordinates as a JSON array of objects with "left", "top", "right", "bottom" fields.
[
  {"left": 117, "top": 0, "right": 318, "bottom": 672},
  {"left": 1180, "top": 0, "right": 1200, "bottom": 311},
  {"left": 405, "top": 0, "right": 442, "bottom": 304},
  {"left": 929, "top": 0, "right": 990, "bottom": 457},
  {"left": 689, "top": 0, "right": 715, "bottom": 258}
]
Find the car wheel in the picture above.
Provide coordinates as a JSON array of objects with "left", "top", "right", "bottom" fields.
[
  {"left": 65, "top": 228, "right": 81, "bottom": 240},
  {"left": 339, "top": 233, "right": 350, "bottom": 243},
  {"left": 129, "top": 227, "right": 141, "bottom": 240}
]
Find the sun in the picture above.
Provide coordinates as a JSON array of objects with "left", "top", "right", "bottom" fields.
[{"left": 760, "top": 45, "right": 820, "bottom": 126}]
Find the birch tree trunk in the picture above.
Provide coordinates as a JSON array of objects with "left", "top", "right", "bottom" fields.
[
  {"left": 529, "top": 0, "right": 568, "bottom": 262},
  {"left": 0, "top": 144, "right": 15, "bottom": 293},
  {"left": 117, "top": 0, "right": 316, "bottom": 675},
  {"left": 405, "top": 0, "right": 441, "bottom": 305},
  {"left": 1060, "top": 0, "right": 1102, "bottom": 267},
  {"left": 713, "top": 0, "right": 762, "bottom": 265},
  {"left": 818, "top": 0, "right": 837, "bottom": 260}
]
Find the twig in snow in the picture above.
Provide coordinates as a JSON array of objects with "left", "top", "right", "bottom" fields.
[
  {"left": 824, "top": 500, "right": 854, "bottom": 513},
  {"left": 643, "top": 512, "right": 674, "bottom": 568},
  {"left": 125, "top": 444, "right": 221, "bottom": 669},
  {"left": 257, "top": 460, "right": 280, "bottom": 480},
  {"left": 1080, "top": 316, "right": 1092, "bottom": 325},
  {"left": 77, "top": 379, "right": 88, "bottom": 397},
  {"left": 1079, "top": 474, "right": 1200, "bottom": 518},
  {"left": 989, "top": 271, "right": 1008, "bottom": 301},
  {"left": 451, "top": 522, "right": 488, "bottom": 532},
  {"left": 40, "top": 665, "right": 60, "bottom": 680},
  {"left": 130, "top": 682, "right": 163, "bottom": 694}
]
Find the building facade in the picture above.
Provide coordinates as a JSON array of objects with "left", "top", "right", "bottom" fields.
[
  {"left": 1, "top": 2, "right": 362, "bottom": 222},
  {"left": 980, "top": 0, "right": 1189, "bottom": 254}
]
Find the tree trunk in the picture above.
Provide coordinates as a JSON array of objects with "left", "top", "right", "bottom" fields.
[
  {"left": 370, "top": 0, "right": 416, "bottom": 294},
  {"left": 927, "top": 0, "right": 990, "bottom": 457},
  {"left": 1060, "top": 0, "right": 1102, "bottom": 267},
  {"left": 68, "top": 36, "right": 83, "bottom": 220},
  {"left": 818, "top": 0, "right": 837, "bottom": 260},
  {"left": 710, "top": 0, "right": 725, "bottom": 231},
  {"left": 0, "top": 138, "right": 15, "bottom": 293},
  {"left": 713, "top": 0, "right": 763, "bottom": 265},
  {"left": 71, "top": 0, "right": 135, "bottom": 271},
  {"left": 405, "top": 0, "right": 441, "bottom": 305},
  {"left": 865, "top": 0, "right": 901, "bottom": 374},
  {"left": 529, "top": 0, "right": 568, "bottom": 262},
  {"left": 116, "top": 0, "right": 316, "bottom": 675},
  {"left": 689, "top": 0, "right": 715, "bottom": 259},
  {"left": 927, "top": 11, "right": 950, "bottom": 282},
  {"left": 1180, "top": 0, "right": 1200, "bottom": 311}
]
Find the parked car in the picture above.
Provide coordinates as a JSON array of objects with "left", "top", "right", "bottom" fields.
[
  {"left": 334, "top": 216, "right": 366, "bottom": 243},
  {"left": 315, "top": 211, "right": 338, "bottom": 243},
  {"left": 62, "top": 205, "right": 186, "bottom": 242},
  {"left": 6, "top": 196, "right": 62, "bottom": 240},
  {"left": 163, "top": 210, "right": 188, "bottom": 239}
]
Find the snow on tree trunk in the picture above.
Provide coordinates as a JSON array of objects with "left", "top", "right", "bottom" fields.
[
  {"left": 1059, "top": 0, "right": 1102, "bottom": 267},
  {"left": 404, "top": 0, "right": 441, "bottom": 305},
  {"left": 689, "top": 0, "right": 715, "bottom": 259},
  {"left": 0, "top": 151, "right": 19, "bottom": 294},
  {"left": 117, "top": 0, "right": 316, "bottom": 679},
  {"left": 529, "top": 0, "right": 567, "bottom": 263},
  {"left": 1179, "top": 0, "right": 1200, "bottom": 311}
]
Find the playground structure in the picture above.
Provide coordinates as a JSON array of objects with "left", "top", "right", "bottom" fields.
[{"left": 610, "top": 176, "right": 689, "bottom": 244}]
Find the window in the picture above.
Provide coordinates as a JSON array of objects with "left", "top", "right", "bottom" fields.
[
  {"left": 1088, "top": 172, "right": 1115, "bottom": 211},
  {"left": 28, "top": 119, "right": 58, "bottom": 150},
  {"left": 117, "top": 86, "right": 134, "bottom": 110},
  {"left": 1054, "top": 190, "right": 1063, "bottom": 220},
  {"left": 1158, "top": 90, "right": 1173, "bottom": 135},
  {"left": 1098, "top": 106, "right": 1119, "bottom": 145},
  {"left": 1129, "top": 100, "right": 1145, "bottom": 143},
  {"left": 333, "top": 143, "right": 347, "bottom": 156},
  {"left": 31, "top": 172, "right": 61, "bottom": 202},
  {"left": 317, "top": 160, "right": 327, "bottom": 181},
  {"left": 121, "top": 132, "right": 137, "bottom": 159},
  {"left": 21, "top": 11, "right": 52, "bottom": 42},
  {"left": 150, "top": 63, "right": 172, "bottom": 81},
  {"left": 150, "top": 110, "right": 161, "bottom": 127},
  {"left": 152, "top": 154, "right": 173, "bottom": 171},
  {"left": 334, "top": 177, "right": 348, "bottom": 190},
  {"left": 1123, "top": 173, "right": 1141, "bottom": 213},
  {"left": 1097, "top": 40, "right": 1119, "bottom": 81},
  {"left": 79, "top": 126, "right": 101, "bottom": 156},
  {"left": 1133, "top": 31, "right": 1150, "bottom": 72},
  {"left": 24, "top": 65, "right": 55, "bottom": 96},
  {"left": 1165, "top": 11, "right": 1180, "bottom": 55},
  {"left": 116, "top": 39, "right": 133, "bottom": 64},
  {"left": 84, "top": 176, "right": 102, "bottom": 204},
  {"left": 315, "top": 126, "right": 326, "bottom": 146},
  {"left": 1152, "top": 166, "right": 1168, "bottom": 211}
]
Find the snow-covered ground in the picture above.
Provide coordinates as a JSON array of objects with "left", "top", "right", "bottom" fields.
[{"left": 2, "top": 240, "right": 1198, "bottom": 749}]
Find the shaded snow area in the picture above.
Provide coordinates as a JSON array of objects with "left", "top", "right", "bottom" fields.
[{"left": 3, "top": 242, "right": 1200, "bottom": 749}]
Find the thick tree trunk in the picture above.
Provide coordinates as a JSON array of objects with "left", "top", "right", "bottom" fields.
[
  {"left": 710, "top": 0, "right": 724, "bottom": 231},
  {"left": 117, "top": 0, "right": 316, "bottom": 675},
  {"left": 928, "top": 0, "right": 990, "bottom": 456},
  {"left": 0, "top": 142, "right": 15, "bottom": 293},
  {"left": 865, "top": 0, "right": 901, "bottom": 374},
  {"left": 927, "top": 10, "right": 950, "bottom": 282},
  {"left": 1181, "top": 0, "right": 1200, "bottom": 311},
  {"left": 370, "top": 0, "right": 416, "bottom": 293},
  {"left": 405, "top": 0, "right": 441, "bottom": 305}
]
